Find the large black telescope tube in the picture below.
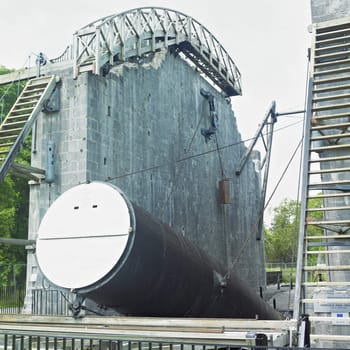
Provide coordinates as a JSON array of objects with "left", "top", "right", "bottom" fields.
[{"left": 36, "top": 182, "right": 279, "bottom": 319}]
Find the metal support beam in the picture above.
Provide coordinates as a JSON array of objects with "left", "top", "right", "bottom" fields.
[
  {"left": 0, "top": 238, "right": 35, "bottom": 246},
  {"left": 235, "top": 101, "right": 278, "bottom": 240},
  {"left": 235, "top": 101, "right": 277, "bottom": 176}
]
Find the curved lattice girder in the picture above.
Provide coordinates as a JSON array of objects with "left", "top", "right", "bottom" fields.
[{"left": 73, "top": 7, "right": 241, "bottom": 96}]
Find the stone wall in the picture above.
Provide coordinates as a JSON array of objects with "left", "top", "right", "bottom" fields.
[
  {"left": 311, "top": 0, "right": 350, "bottom": 22},
  {"left": 25, "top": 50, "right": 266, "bottom": 313}
]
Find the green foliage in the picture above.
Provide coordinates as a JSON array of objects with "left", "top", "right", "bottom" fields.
[
  {"left": 0, "top": 66, "right": 25, "bottom": 122},
  {"left": 265, "top": 199, "right": 300, "bottom": 263},
  {"left": 265, "top": 197, "right": 323, "bottom": 263},
  {"left": 0, "top": 176, "right": 26, "bottom": 285},
  {"left": 0, "top": 67, "right": 29, "bottom": 286},
  {"left": 266, "top": 265, "right": 296, "bottom": 284},
  {"left": 0, "top": 285, "right": 25, "bottom": 308}
]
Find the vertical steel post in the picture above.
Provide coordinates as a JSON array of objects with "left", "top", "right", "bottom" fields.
[
  {"left": 293, "top": 78, "right": 314, "bottom": 321},
  {"left": 257, "top": 101, "right": 277, "bottom": 239}
]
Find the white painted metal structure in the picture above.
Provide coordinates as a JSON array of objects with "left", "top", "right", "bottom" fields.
[
  {"left": 73, "top": 7, "right": 242, "bottom": 96},
  {"left": 36, "top": 182, "right": 133, "bottom": 289}
]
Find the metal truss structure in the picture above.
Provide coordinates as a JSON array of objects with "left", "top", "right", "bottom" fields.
[{"left": 73, "top": 7, "right": 242, "bottom": 96}]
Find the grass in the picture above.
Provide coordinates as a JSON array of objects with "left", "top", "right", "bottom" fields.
[{"left": 266, "top": 266, "right": 296, "bottom": 284}]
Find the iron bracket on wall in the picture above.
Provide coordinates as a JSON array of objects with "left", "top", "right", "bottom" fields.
[
  {"left": 43, "top": 86, "right": 60, "bottom": 113},
  {"left": 45, "top": 140, "right": 55, "bottom": 183},
  {"left": 236, "top": 101, "right": 277, "bottom": 240},
  {"left": 235, "top": 101, "right": 277, "bottom": 177},
  {"left": 200, "top": 88, "right": 219, "bottom": 142},
  {"left": 10, "top": 163, "right": 45, "bottom": 182}
]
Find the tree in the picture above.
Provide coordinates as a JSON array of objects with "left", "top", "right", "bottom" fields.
[
  {"left": 0, "top": 66, "right": 28, "bottom": 286},
  {"left": 265, "top": 197, "right": 322, "bottom": 263},
  {"left": 265, "top": 199, "right": 300, "bottom": 263},
  {"left": 0, "top": 67, "right": 25, "bottom": 120}
]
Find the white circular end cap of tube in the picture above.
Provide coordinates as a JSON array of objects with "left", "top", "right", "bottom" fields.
[{"left": 36, "top": 182, "right": 132, "bottom": 289}]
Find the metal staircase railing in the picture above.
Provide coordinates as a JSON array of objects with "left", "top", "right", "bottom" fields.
[
  {"left": 0, "top": 75, "right": 58, "bottom": 185},
  {"left": 294, "top": 17, "right": 350, "bottom": 348}
]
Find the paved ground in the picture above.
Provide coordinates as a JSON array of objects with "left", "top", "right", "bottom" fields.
[{"left": 263, "top": 284, "right": 295, "bottom": 318}]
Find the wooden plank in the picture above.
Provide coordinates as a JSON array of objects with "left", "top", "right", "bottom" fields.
[
  {"left": 0, "top": 142, "right": 14, "bottom": 148},
  {"left": 310, "top": 154, "right": 350, "bottom": 163},
  {"left": 22, "top": 87, "right": 48, "bottom": 95},
  {"left": 310, "top": 143, "right": 350, "bottom": 152},
  {"left": 303, "top": 265, "right": 350, "bottom": 271},
  {"left": 0, "top": 60, "right": 73, "bottom": 86},
  {"left": 312, "top": 111, "right": 350, "bottom": 120},
  {"left": 315, "top": 35, "right": 350, "bottom": 48},
  {"left": 311, "top": 121, "right": 350, "bottom": 131},
  {"left": 313, "top": 83, "right": 350, "bottom": 93},
  {"left": 11, "top": 107, "right": 35, "bottom": 114},
  {"left": 0, "top": 135, "right": 19, "bottom": 141},
  {"left": 0, "top": 316, "right": 294, "bottom": 346},
  {"left": 310, "top": 334, "right": 350, "bottom": 341},
  {"left": 0, "top": 129, "right": 22, "bottom": 136},
  {"left": 309, "top": 167, "right": 350, "bottom": 174},
  {"left": 306, "top": 249, "right": 350, "bottom": 254},
  {"left": 310, "top": 132, "right": 350, "bottom": 141},
  {"left": 312, "top": 102, "right": 350, "bottom": 112},
  {"left": 309, "top": 179, "right": 350, "bottom": 187},
  {"left": 315, "top": 51, "right": 350, "bottom": 62},
  {"left": 307, "top": 219, "right": 350, "bottom": 225},
  {"left": 307, "top": 205, "right": 350, "bottom": 212},
  {"left": 310, "top": 316, "right": 350, "bottom": 322},
  {"left": 303, "top": 298, "right": 350, "bottom": 303},
  {"left": 2, "top": 121, "right": 27, "bottom": 128},
  {"left": 305, "top": 234, "right": 350, "bottom": 240},
  {"left": 313, "top": 74, "right": 350, "bottom": 85},
  {"left": 0, "top": 314, "right": 296, "bottom": 331},
  {"left": 6, "top": 114, "right": 31, "bottom": 121},
  {"left": 314, "top": 67, "right": 350, "bottom": 78},
  {"left": 303, "top": 281, "right": 350, "bottom": 286}
]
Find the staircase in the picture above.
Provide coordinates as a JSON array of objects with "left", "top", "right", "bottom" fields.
[
  {"left": 294, "top": 18, "right": 350, "bottom": 348},
  {"left": 0, "top": 75, "right": 58, "bottom": 184}
]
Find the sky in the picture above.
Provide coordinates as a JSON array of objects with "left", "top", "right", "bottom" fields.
[{"left": 0, "top": 0, "right": 312, "bottom": 224}]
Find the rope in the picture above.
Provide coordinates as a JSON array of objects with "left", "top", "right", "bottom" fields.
[
  {"left": 228, "top": 137, "right": 303, "bottom": 275},
  {"left": 214, "top": 133, "right": 225, "bottom": 178},
  {"left": 185, "top": 112, "right": 205, "bottom": 153},
  {"left": 105, "top": 120, "right": 302, "bottom": 183},
  {"left": 264, "top": 138, "right": 303, "bottom": 211}
]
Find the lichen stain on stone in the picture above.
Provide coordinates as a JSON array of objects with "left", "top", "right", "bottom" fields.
[{"left": 110, "top": 49, "right": 167, "bottom": 77}]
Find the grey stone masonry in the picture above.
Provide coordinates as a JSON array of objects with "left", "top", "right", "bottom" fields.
[
  {"left": 311, "top": 0, "right": 350, "bottom": 23},
  {"left": 25, "top": 50, "right": 266, "bottom": 313}
]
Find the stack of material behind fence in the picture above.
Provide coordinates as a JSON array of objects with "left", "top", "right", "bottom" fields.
[
  {"left": 0, "top": 285, "right": 25, "bottom": 314},
  {"left": 0, "top": 286, "right": 72, "bottom": 316},
  {"left": 32, "top": 289, "right": 71, "bottom": 316},
  {"left": 0, "top": 316, "right": 299, "bottom": 347}
]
